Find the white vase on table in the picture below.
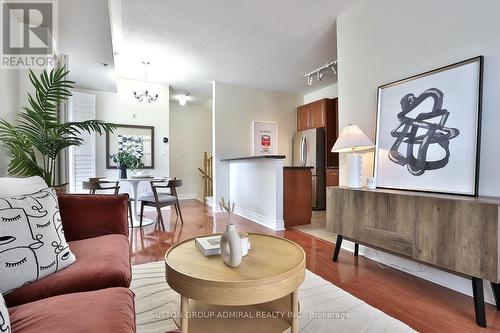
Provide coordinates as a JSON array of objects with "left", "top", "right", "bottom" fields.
[{"left": 220, "top": 224, "right": 242, "bottom": 267}]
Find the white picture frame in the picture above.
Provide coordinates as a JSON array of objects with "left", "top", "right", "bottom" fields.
[
  {"left": 252, "top": 121, "right": 278, "bottom": 156},
  {"left": 374, "top": 56, "right": 483, "bottom": 196}
]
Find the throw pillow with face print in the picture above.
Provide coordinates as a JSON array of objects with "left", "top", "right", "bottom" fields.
[
  {"left": 0, "top": 293, "right": 10, "bottom": 333},
  {"left": 0, "top": 188, "right": 76, "bottom": 294}
]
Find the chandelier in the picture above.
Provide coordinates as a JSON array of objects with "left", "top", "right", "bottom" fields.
[{"left": 133, "top": 61, "right": 158, "bottom": 103}]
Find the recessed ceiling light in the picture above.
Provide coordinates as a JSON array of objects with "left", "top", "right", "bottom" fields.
[{"left": 178, "top": 94, "right": 189, "bottom": 106}]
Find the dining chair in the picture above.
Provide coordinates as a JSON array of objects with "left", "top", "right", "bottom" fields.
[
  {"left": 138, "top": 178, "right": 184, "bottom": 230},
  {"left": 82, "top": 179, "right": 134, "bottom": 226}
]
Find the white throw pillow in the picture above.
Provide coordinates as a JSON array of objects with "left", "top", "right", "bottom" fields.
[
  {"left": 0, "top": 293, "right": 10, "bottom": 333},
  {"left": 0, "top": 176, "right": 48, "bottom": 197},
  {"left": 0, "top": 188, "right": 76, "bottom": 294}
]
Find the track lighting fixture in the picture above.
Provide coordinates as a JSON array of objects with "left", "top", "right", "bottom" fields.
[{"left": 305, "top": 60, "right": 337, "bottom": 86}]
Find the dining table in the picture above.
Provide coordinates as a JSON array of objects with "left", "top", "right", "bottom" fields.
[{"left": 104, "top": 176, "right": 166, "bottom": 227}]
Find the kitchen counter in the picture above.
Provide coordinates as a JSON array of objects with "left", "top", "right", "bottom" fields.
[
  {"left": 221, "top": 155, "right": 286, "bottom": 162},
  {"left": 223, "top": 155, "right": 285, "bottom": 231},
  {"left": 283, "top": 166, "right": 313, "bottom": 170}
]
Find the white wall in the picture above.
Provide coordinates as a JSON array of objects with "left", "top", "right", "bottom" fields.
[
  {"left": 77, "top": 78, "right": 170, "bottom": 195},
  {"left": 0, "top": 70, "right": 20, "bottom": 176},
  {"left": 303, "top": 83, "right": 338, "bottom": 104},
  {"left": 0, "top": 69, "right": 41, "bottom": 176},
  {"left": 212, "top": 82, "right": 302, "bottom": 208},
  {"left": 337, "top": 0, "right": 500, "bottom": 304},
  {"left": 169, "top": 100, "right": 212, "bottom": 200}
]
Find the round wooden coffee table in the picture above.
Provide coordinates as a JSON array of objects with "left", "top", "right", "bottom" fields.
[{"left": 165, "top": 233, "right": 306, "bottom": 333}]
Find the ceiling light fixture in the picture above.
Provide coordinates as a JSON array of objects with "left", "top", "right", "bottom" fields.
[
  {"left": 305, "top": 60, "right": 337, "bottom": 86},
  {"left": 133, "top": 61, "right": 158, "bottom": 103},
  {"left": 307, "top": 75, "right": 314, "bottom": 86},
  {"left": 178, "top": 94, "right": 189, "bottom": 106},
  {"left": 317, "top": 70, "right": 324, "bottom": 81}
]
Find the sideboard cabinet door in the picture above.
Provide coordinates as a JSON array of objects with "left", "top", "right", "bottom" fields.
[
  {"left": 363, "top": 194, "right": 414, "bottom": 257},
  {"left": 413, "top": 197, "right": 498, "bottom": 281}
]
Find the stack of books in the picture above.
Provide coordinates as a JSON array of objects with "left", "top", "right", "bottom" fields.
[{"left": 195, "top": 235, "right": 221, "bottom": 256}]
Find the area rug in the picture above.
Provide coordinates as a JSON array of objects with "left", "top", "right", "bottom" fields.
[{"left": 131, "top": 261, "right": 417, "bottom": 333}]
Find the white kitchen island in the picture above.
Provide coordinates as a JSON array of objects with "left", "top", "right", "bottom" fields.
[{"left": 221, "top": 155, "right": 285, "bottom": 231}]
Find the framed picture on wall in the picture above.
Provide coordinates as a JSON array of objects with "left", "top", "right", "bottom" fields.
[
  {"left": 106, "top": 124, "right": 155, "bottom": 169},
  {"left": 252, "top": 121, "right": 278, "bottom": 156},
  {"left": 374, "top": 56, "right": 483, "bottom": 196}
]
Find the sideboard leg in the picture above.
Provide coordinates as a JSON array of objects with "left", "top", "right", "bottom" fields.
[
  {"left": 472, "top": 277, "right": 486, "bottom": 327},
  {"left": 491, "top": 282, "right": 500, "bottom": 310},
  {"left": 354, "top": 243, "right": 359, "bottom": 257},
  {"left": 332, "top": 235, "right": 343, "bottom": 262}
]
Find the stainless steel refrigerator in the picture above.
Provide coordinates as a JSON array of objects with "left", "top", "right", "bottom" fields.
[{"left": 292, "top": 128, "right": 326, "bottom": 210}]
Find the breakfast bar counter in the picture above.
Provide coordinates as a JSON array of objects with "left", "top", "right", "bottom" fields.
[{"left": 222, "top": 155, "right": 285, "bottom": 230}]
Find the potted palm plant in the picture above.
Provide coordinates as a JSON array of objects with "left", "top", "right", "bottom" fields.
[{"left": 0, "top": 67, "right": 116, "bottom": 189}]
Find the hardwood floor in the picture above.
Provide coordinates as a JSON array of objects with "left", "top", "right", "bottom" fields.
[{"left": 129, "top": 199, "right": 500, "bottom": 333}]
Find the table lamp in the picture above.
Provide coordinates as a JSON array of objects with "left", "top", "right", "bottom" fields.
[{"left": 331, "top": 124, "right": 374, "bottom": 188}]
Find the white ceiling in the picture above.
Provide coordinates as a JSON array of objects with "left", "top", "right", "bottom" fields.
[
  {"left": 111, "top": 0, "right": 358, "bottom": 101},
  {"left": 58, "top": 0, "right": 116, "bottom": 92},
  {"left": 59, "top": 0, "right": 359, "bottom": 99}
]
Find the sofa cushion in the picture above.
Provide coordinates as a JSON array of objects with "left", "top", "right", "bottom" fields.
[
  {"left": 4, "top": 234, "right": 131, "bottom": 307},
  {"left": 0, "top": 188, "right": 76, "bottom": 295},
  {"left": 0, "top": 293, "right": 10, "bottom": 333},
  {"left": 0, "top": 176, "right": 48, "bottom": 197},
  {"left": 9, "top": 287, "right": 135, "bottom": 333}
]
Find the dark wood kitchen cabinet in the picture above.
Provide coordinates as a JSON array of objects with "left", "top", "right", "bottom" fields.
[
  {"left": 283, "top": 167, "right": 312, "bottom": 227},
  {"left": 326, "top": 168, "right": 339, "bottom": 186},
  {"left": 297, "top": 106, "right": 310, "bottom": 131},
  {"left": 309, "top": 102, "right": 326, "bottom": 128},
  {"left": 325, "top": 98, "right": 338, "bottom": 167},
  {"left": 296, "top": 99, "right": 329, "bottom": 130}
]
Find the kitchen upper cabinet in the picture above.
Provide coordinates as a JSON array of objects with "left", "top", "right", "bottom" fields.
[
  {"left": 297, "top": 105, "right": 310, "bottom": 131},
  {"left": 296, "top": 99, "right": 329, "bottom": 130},
  {"left": 309, "top": 102, "right": 326, "bottom": 128}
]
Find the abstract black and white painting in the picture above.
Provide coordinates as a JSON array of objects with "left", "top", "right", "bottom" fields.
[
  {"left": 374, "top": 56, "right": 483, "bottom": 195},
  {"left": 106, "top": 124, "right": 154, "bottom": 169}
]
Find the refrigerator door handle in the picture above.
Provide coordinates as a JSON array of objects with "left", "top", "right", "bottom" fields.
[{"left": 300, "top": 135, "right": 307, "bottom": 167}]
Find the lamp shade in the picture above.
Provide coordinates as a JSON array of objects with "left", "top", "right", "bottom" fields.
[{"left": 331, "top": 124, "right": 374, "bottom": 153}]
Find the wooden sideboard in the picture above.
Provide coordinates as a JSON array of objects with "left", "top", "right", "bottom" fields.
[{"left": 326, "top": 186, "right": 500, "bottom": 327}]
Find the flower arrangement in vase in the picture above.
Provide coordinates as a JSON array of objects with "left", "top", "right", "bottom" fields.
[{"left": 111, "top": 146, "right": 144, "bottom": 179}]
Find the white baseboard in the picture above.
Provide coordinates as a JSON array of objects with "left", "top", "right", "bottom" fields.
[
  {"left": 205, "top": 196, "right": 215, "bottom": 209},
  {"left": 177, "top": 193, "right": 197, "bottom": 200},
  {"left": 340, "top": 239, "right": 496, "bottom": 305},
  {"left": 233, "top": 206, "right": 284, "bottom": 231}
]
